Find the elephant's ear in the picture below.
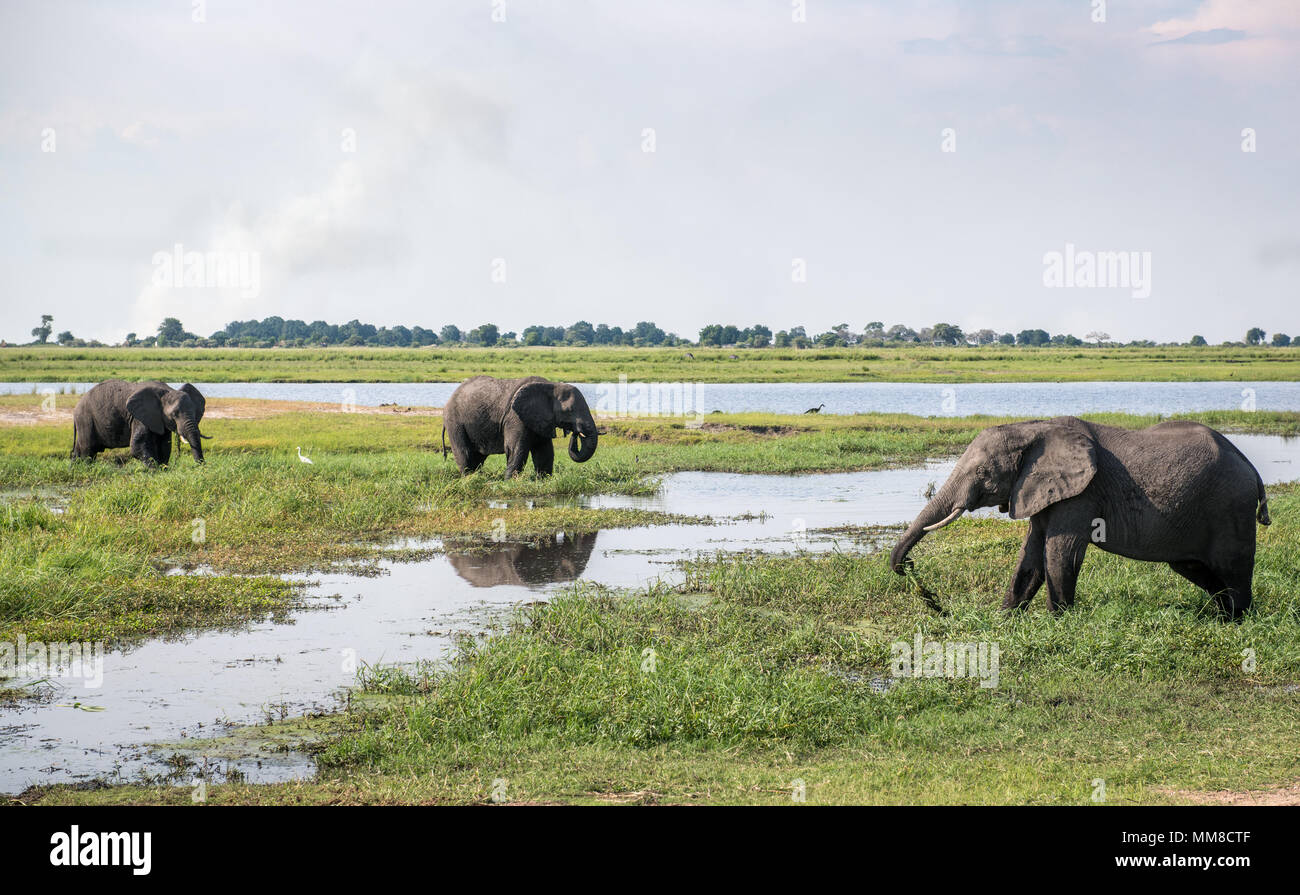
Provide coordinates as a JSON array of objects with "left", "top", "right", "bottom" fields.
[
  {"left": 510, "top": 380, "right": 557, "bottom": 436},
  {"left": 179, "top": 383, "right": 205, "bottom": 423},
  {"left": 1008, "top": 423, "right": 1098, "bottom": 519},
  {"left": 126, "top": 385, "right": 167, "bottom": 435}
]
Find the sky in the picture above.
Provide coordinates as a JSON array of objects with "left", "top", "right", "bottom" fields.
[{"left": 1, "top": 0, "right": 1297, "bottom": 345}]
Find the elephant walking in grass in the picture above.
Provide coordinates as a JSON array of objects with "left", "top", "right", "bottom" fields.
[
  {"left": 890, "top": 416, "right": 1270, "bottom": 619},
  {"left": 72, "top": 380, "right": 210, "bottom": 467},
  {"left": 441, "top": 375, "right": 598, "bottom": 477}
]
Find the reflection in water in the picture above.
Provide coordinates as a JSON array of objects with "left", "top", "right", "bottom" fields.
[{"left": 446, "top": 532, "right": 599, "bottom": 589}]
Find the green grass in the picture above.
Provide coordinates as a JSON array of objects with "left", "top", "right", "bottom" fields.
[
  {"left": 8, "top": 393, "right": 1300, "bottom": 804},
  {"left": 31, "top": 489, "right": 1300, "bottom": 805},
  {"left": 2, "top": 395, "right": 1297, "bottom": 642},
  {"left": 4, "top": 344, "right": 1300, "bottom": 383}
]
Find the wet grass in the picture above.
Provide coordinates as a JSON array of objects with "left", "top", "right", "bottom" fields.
[
  {"left": 8, "top": 392, "right": 1300, "bottom": 804},
  {"left": 0, "top": 395, "right": 684, "bottom": 644},
  {"left": 319, "top": 483, "right": 1300, "bottom": 804},
  {"left": 33, "top": 484, "right": 1300, "bottom": 806},
  {"left": 4, "top": 344, "right": 1300, "bottom": 383},
  {"left": 1, "top": 396, "right": 1296, "bottom": 642}
]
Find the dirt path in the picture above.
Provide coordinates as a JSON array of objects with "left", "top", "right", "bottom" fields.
[{"left": 1158, "top": 781, "right": 1300, "bottom": 805}]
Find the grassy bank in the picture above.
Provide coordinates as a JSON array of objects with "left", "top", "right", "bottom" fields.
[
  {"left": 2, "top": 394, "right": 1298, "bottom": 644},
  {"left": 3, "top": 344, "right": 1300, "bottom": 383},
  {"left": 7, "top": 394, "right": 1300, "bottom": 804},
  {"left": 28, "top": 485, "right": 1300, "bottom": 805}
]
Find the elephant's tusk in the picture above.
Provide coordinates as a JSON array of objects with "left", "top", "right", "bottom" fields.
[{"left": 923, "top": 507, "right": 966, "bottom": 531}]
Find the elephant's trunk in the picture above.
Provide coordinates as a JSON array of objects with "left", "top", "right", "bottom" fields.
[
  {"left": 568, "top": 427, "right": 597, "bottom": 462},
  {"left": 182, "top": 419, "right": 206, "bottom": 463},
  {"left": 890, "top": 477, "right": 965, "bottom": 573}
]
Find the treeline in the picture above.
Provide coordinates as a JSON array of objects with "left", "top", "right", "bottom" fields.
[{"left": 16, "top": 314, "right": 1297, "bottom": 349}]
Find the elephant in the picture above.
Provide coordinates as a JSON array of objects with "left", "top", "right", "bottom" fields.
[
  {"left": 889, "top": 416, "right": 1270, "bottom": 619},
  {"left": 71, "top": 379, "right": 210, "bottom": 467},
  {"left": 441, "top": 375, "right": 598, "bottom": 476},
  {"left": 447, "top": 532, "right": 598, "bottom": 588}
]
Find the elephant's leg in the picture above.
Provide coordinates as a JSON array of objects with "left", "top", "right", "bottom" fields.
[
  {"left": 503, "top": 432, "right": 531, "bottom": 478},
  {"left": 1168, "top": 560, "right": 1226, "bottom": 602},
  {"left": 446, "top": 426, "right": 482, "bottom": 474},
  {"left": 1002, "top": 517, "right": 1046, "bottom": 610},
  {"left": 1043, "top": 531, "right": 1088, "bottom": 612},
  {"left": 1211, "top": 554, "right": 1255, "bottom": 620},
  {"left": 530, "top": 437, "right": 554, "bottom": 477},
  {"left": 156, "top": 431, "right": 173, "bottom": 466},
  {"left": 129, "top": 424, "right": 160, "bottom": 467}
]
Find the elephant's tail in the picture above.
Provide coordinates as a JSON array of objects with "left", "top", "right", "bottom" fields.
[
  {"left": 1257, "top": 471, "right": 1271, "bottom": 526},
  {"left": 441, "top": 426, "right": 447, "bottom": 460}
]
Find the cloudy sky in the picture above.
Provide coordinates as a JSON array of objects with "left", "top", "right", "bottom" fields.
[{"left": 1, "top": 0, "right": 1297, "bottom": 344}]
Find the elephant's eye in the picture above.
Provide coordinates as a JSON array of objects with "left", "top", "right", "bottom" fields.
[{"left": 976, "top": 465, "right": 986, "bottom": 476}]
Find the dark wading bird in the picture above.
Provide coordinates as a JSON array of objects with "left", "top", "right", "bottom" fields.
[
  {"left": 804, "top": 403, "right": 825, "bottom": 414},
  {"left": 890, "top": 416, "right": 1270, "bottom": 619}
]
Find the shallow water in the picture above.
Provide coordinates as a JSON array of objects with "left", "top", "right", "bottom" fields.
[
  {"left": 6, "top": 379, "right": 1300, "bottom": 417},
  {"left": 0, "top": 433, "right": 1296, "bottom": 794}
]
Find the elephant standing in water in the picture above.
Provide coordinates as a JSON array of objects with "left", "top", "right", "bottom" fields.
[
  {"left": 441, "top": 376, "right": 598, "bottom": 476},
  {"left": 72, "top": 380, "right": 210, "bottom": 467},
  {"left": 890, "top": 416, "right": 1270, "bottom": 619}
]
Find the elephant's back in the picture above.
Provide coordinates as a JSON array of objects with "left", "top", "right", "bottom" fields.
[
  {"left": 74, "top": 380, "right": 133, "bottom": 443},
  {"left": 445, "top": 375, "right": 499, "bottom": 415},
  {"left": 1105, "top": 420, "right": 1257, "bottom": 508}
]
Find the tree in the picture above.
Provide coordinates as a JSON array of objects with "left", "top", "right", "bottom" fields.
[
  {"left": 440, "top": 325, "right": 462, "bottom": 344},
  {"left": 997, "top": 332, "right": 1015, "bottom": 345},
  {"left": 565, "top": 320, "right": 595, "bottom": 345},
  {"left": 971, "top": 328, "right": 997, "bottom": 346},
  {"left": 930, "top": 322, "right": 964, "bottom": 345},
  {"left": 468, "top": 323, "right": 499, "bottom": 346},
  {"left": 746, "top": 324, "right": 772, "bottom": 348},
  {"left": 57, "top": 330, "right": 75, "bottom": 345},
  {"left": 632, "top": 321, "right": 666, "bottom": 345},
  {"left": 863, "top": 321, "right": 885, "bottom": 341},
  {"left": 698, "top": 324, "right": 725, "bottom": 346},
  {"left": 885, "top": 324, "right": 917, "bottom": 343},
  {"left": 1189, "top": 334, "right": 1207, "bottom": 346},
  {"left": 1272, "top": 332, "right": 1291, "bottom": 347},
  {"left": 1016, "top": 329, "right": 1050, "bottom": 347},
  {"left": 156, "top": 317, "right": 195, "bottom": 346},
  {"left": 124, "top": 332, "right": 138, "bottom": 347},
  {"left": 1084, "top": 331, "right": 1110, "bottom": 346},
  {"left": 31, "top": 314, "right": 53, "bottom": 344},
  {"left": 1246, "top": 327, "right": 1266, "bottom": 345}
]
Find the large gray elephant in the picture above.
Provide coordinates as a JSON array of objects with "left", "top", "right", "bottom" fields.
[
  {"left": 890, "top": 416, "right": 1270, "bottom": 618},
  {"left": 71, "top": 379, "right": 210, "bottom": 466},
  {"left": 441, "top": 375, "right": 598, "bottom": 476}
]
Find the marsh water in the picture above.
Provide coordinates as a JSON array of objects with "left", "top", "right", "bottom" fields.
[
  {"left": 7, "top": 380, "right": 1300, "bottom": 417},
  {"left": 1, "top": 434, "right": 1297, "bottom": 794}
]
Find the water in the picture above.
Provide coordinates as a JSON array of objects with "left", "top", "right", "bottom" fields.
[
  {"left": 1, "top": 434, "right": 1297, "bottom": 794},
  {"left": 5, "top": 380, "right": 1300, "bottom": 417}
]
